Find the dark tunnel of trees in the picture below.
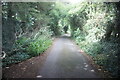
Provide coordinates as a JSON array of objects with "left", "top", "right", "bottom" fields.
[{"left": 2, "top": 2, "right": 120, "bottom": 77}]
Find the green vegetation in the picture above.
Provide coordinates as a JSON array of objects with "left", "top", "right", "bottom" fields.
[
  {"left": 26, "top": 27, "right": 52, "bottom": 56},
  {"left": 2, "top": 2, "right": 53, "bottom": 67},
  {"left": 2, "top": 2, "right": 120, "bottom": 77},
  {"left": 70, "top": 3, "right": 120, "bottom": 77}
]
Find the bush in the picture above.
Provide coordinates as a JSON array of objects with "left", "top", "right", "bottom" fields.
[
  {"left": 26, "top": 26, "right": 53, "bottom": 56},
  {"left": 27, "top": 39, "right": 52, "bottom": 56},
  {"left": 2, "top": 26, "right": 53, "bottom": 67},
  {"left": 2, "top": 52, "right": 30, "bottom": 67},
  {"left": 93, "top": 41, "right": 119, "bottom": 77},
  {"left": 72, "top": 3, "right": 119, "bottom": 77}
]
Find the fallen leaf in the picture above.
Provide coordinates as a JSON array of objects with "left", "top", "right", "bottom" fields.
[
  {"left": 85, "top": 64, "right": 88, "bottom": 67},
  {"left": 90, "top": 69, "right": 95, "bottom": 72},
  {"left": 83, "top": 68, "right": 87, "bottom": 70},
  {"left": 6, "top": 67, "right": 9, "bottom": 69},
  {"left": 36, "top": 75, "right": 42, "bottom": 78}
]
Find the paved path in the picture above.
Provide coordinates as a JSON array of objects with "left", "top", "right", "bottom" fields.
[
  {"left": 3, "top": 37, "right": 103, "bottom": 78},
  {"left": 37, "top": 37, "right": 102, "bottom": 78}
]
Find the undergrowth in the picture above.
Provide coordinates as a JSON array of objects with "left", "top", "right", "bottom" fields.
[
  {"left": 2, "top": 27, "right": 53, "bottom": 67},
  {"left": 73, "top": 30, "right": 119, "bottom": 78}
]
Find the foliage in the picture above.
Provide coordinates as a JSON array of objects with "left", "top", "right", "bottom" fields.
[
  {"left": 48, "top": 2, "right": 68, "bottom": 35},
  {"left": 27, "top": 39, "right": 52, "bottom": 56},
  {"left": 2, "top": 2, "right": 120, "bottom": 78},
  {"left": 93, "top": 41, "right": 119, "bottom": 77},
  {"left": 71, "top": 2, "right": 119, "bottom": 77},
  {"left": 2, "top": 52, "right": 30, "bottom": 67},
  {"left": 26, "top": 27, "right": 52, "bottom": 56},
  {"left": 2, "top": 2, "right": 53, "bottom": 67}
]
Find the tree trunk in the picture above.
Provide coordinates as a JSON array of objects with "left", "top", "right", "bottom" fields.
[{"left": 2, "top": 2, "right": 16, "bottom": 54}]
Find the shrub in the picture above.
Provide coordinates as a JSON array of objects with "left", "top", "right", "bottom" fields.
[
  {"left": 27, "top": 39, "right": 52, "bottom": 56},
  {"left": 2, "top": 52, "right": 30, "bottom": 67}
]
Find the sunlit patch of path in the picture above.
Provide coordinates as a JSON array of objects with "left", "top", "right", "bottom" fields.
[{"left": 37, "top": 37, "right": 102, "bottom": 78}]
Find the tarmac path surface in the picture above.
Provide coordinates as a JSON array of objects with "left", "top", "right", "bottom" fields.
[
  {"left": 3, "top": 37, "right": 103, "bottom": 78},
  {"left": 37, "top": 37, "right": 102, "bottom": 78}
]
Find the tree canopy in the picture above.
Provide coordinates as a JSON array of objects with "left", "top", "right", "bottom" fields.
[{"left": 2, "top": 2, "right": 120, "bottom": 78}]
